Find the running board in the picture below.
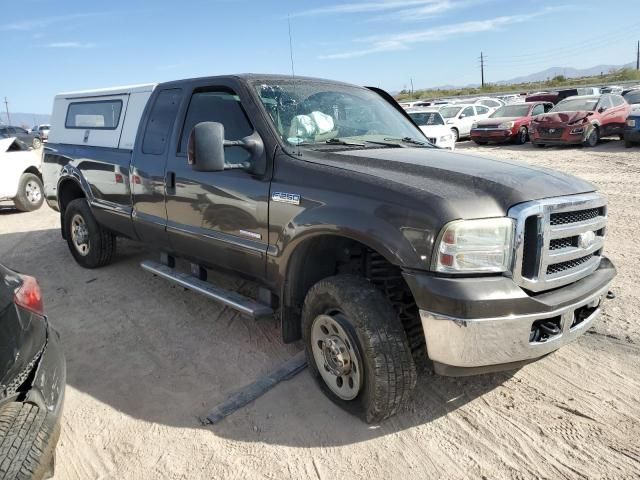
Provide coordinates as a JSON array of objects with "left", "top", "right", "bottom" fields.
[{"left": 140, "top": 260, "right": 274, "bottom": 319}]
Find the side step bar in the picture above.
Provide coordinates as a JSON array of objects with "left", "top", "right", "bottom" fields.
[{"left": 141, "top": 260, "right": 274, "bottom": 319}]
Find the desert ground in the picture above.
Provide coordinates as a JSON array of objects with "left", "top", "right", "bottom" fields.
[{"left": 1, "top": 140, "right": 639, "bottom": 480}]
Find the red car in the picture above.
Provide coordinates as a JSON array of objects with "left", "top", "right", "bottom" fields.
[
  {"left": 470, "top": 102, "right": 553, "bottom": 145},
  {"left": 530, "top": 94, "right": 630, "bottom": 147}
]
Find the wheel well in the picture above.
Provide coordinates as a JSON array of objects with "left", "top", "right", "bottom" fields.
[
  {"left": 58, "top": 179, "right": 85, "bottom": 214},
  {"left": 22, "top": 167, "right": 42, "bottom": 181},
  {"left": 281, "top": 235, "right": 425, "bottom": 356}
]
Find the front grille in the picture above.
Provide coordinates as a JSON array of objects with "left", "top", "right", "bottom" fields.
[
  {"left": 538, "top": 127, "right": 564, "bottom": 138},
  {"left": 510, "top": 193, "right": 607, "bottom": 292},
  {"left": 547, "top": 254, "right": 593, "bottom": 275},
  {"left": 551, "top": 208, "right": 602, "bottom": 225}
]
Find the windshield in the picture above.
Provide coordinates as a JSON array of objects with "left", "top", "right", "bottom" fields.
[
  {"left": 624, "top": 91, "right": 640, "bottom": 104},
  {"left": 408, "top": 111, "right": 444, "bottom": 126},
  {"left": 253, "top": 80, "right": 423, "bottom": 146},
  {"left": 490, "top": 104, "right": 530, "bottom": 118},
  {"left": 551, "top": 98, "right": 599, "bottom": 112},
  {"left": 440, "top": 106, "right": 462, "bottom": 119}
]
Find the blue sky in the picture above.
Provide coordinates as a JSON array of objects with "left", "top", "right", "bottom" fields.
[{"left": 1, "top": 0, "right": 639, "bottom": 114}]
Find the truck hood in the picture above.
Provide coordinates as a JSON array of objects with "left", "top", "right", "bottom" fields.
[
  {"left": 534, "top": 111, "right": 592, "bottom": 124},
  {"left": 313, "top": 147, "right": 595, "bottom": 218}
]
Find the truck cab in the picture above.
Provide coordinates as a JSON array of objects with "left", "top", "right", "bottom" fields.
[{"left": 43, "top": 74, "right": 616, "bottom": 423}]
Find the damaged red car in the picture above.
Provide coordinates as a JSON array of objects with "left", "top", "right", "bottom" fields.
[
  {"left": 530, "top": 94, "right": 630, "bottom": 147},
  {"left": 470, "top": 102, "right": 553, "bottom": 145}
]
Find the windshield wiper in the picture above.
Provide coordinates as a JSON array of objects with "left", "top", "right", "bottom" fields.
[
  {"left": 325, "top": 138, "right": 366, "bottom": 146},
  {"left": 383, "top": 136, "right": 428, "bottom": 146}
]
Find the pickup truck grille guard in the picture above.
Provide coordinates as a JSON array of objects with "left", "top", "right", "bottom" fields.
[{"left": 508, "top": 192, "right": 607, "bottom": 293}]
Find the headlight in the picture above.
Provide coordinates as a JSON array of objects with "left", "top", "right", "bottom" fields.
[
  {"left": 498, "top": 121, "right": 515, "bottom": 129},
  {"left": 439, "top": 134, "right": 453, "bottom": 142},
  {"left": 471, "top": 122, "right": 478, "bottom": 129},
  {"left": 628, "top": 119, "right": 637, "bottom": 127},
  {"left": 446, "top": 119, "right": 455, "bottom": 124},
  {"left": 433, "top": 218, "right": 515, "bottom": 273}
]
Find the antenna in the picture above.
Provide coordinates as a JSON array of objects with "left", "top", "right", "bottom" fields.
[{"left": 288, "top": 14, "right": 295, "bottom": 78}]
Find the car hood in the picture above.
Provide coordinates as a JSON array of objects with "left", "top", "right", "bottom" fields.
[
  {"left": 418, "top": 125, "right": 451, "bottom": 136},
  {"left": 309, "top": 147, "right": 595, "bottom": 218},
  {"left": 534, "top": 111, "right": 593, "bottom": 124}
]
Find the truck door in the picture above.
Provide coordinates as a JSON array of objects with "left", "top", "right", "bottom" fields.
[
  {"left": 164, "top": 83, "right": 269, "bottom": 280},
  {"left": 131, "top": 88, "right": 183, "bottom": 246}
]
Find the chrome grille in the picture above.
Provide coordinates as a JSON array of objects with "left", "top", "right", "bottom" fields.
[{"left": 509, "top": 193, "right": 607, "bottom": 292}]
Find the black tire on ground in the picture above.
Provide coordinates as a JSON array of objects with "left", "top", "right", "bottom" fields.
[
  {"left": 582, "top": 126, "right": 599, "bottom": 147},
  {"left": 63, "top": 198, "right": 116, "bottom": 268},
  {"left": 451, "top": 128, "right": 459, "bottom": 142},
  {"left": 515, "top": 126, "right": 528, "bottom": 145},
  {"left": 0, "top": 402, "right": 59, "bottom": 480},
  {"left": 302, "top": 275, "right": 417, "bottom": 423},
  {"left": 625, "top": 139, "right": 634, "bottom": 148},
  {"left": 13, "top": 173, "right": 44, "bottom": 212}
]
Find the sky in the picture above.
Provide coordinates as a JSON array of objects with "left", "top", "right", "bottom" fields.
[{"left": 1, "top": 0, "right": 639, "bottom": 114}]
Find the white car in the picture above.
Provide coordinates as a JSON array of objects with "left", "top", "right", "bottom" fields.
[
  {"left": 406, "top": 109, "right": 455, "bottom": 150},
  {"left": 473, "top": 97, "right": 505, "bottom": 110},
  {"left": 439, "top": 104, "right": 492, "bottom": 141},
  {"left": 0, "top": 137, "right": 44, "bottom": 211}
]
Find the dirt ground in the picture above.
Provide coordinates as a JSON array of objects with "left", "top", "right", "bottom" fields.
[{"left": 1, "top": 139, "right": 639, "bottom": 480}]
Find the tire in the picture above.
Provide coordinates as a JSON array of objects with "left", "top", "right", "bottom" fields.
[
  {"left": 63, "top": 198, "right": 116, "bottom": 268},
  {"left": 13, "top": 173, "right": 44, "bottom": 212},
  {"left": 473, "top": 140, "right": 488, "bottom": 145},
  {"left": 302, "top": 275, "right": 417, "bottom": 423},
  {"left": 515, "top": 126, "right": 528, "bottom": 145},
  {"left": 625, "top": 139, "right": 633, "bottom": 148},
  {"left": 450, "top": 128, "right": 459, "bottom": 143},
  {"left": 582, "top": 126, "right": 599, "bottom": 147},
  {"left": 32, "top": 138, "right": 42, "bottom": 150},
  {"left": 0, "top": 402, "right": 59, "bottom": 480},
  {"left": 619, "top": 134, "right": 625, "bottom": 141}
]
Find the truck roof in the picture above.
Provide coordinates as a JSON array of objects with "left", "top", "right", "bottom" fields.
[{"left": 56, "top": 83, "right": 157, "bottom": 99}]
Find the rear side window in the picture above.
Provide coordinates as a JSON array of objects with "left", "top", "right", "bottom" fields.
[
  {"left": 65, "top": 100, "right": 123, "bottom": 129},
  {"left": 611, "top": 96, "right": 624, "bottom": 107},
  {"left": 531, "top": 104, "right": 545, "bottom": 116},
  {"left": 475, "top": 105, "right": 490, "bottom": 115},
  {"left": 462, "top": 106, "right": 475, "bottom": 117},
  {"left": 142, "top": 89, "right": 182, "bottom": 155}
]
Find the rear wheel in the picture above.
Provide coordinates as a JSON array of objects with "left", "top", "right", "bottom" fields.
[
  {"left": 302, "top": 275, "right": 417, "bottom": 423},
  {"left": 515, "top": 126, "right": 528, "bottom": 145},
  {"left": 64, "top": 198, "right": 116, "bottom": 268},
  {"left": 582, "top": 126, "right": 599, "bottom": 147},
  {"left": 13, "top": 173, "right": 44, "bottom": 212}
]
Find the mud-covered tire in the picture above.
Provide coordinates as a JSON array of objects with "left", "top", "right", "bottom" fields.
[
  {"left": 63, "top": 198, "right": 116, "bottom": 268},
  {"left": 0, "top": 402, "right": 59, "bottom": 480},
  {"left": 13, "top": 174, "right": 44, "bottom": 212},
  {"left": 302, "top": 275, "right": 417, "bottom": 423}
]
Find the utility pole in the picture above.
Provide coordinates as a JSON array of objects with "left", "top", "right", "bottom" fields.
[
  {"left": 410, "top": 78, "right": 414, "bottom": 97},
  {"left": 3, "top": 97, "right": 10, "bottom": 125},
  {"left": 480, "top": 52, "right": 485, "bottom": 88},
  {"left": 637, "top": 40, "right": 639, "bottom": 71}
]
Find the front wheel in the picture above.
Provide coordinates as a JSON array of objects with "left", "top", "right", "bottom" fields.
[
  {"left": 582, "top": 126, "right": 599, "bottom": 147},
  {"left": 64, "top": 198, "right": 116, "bottom": 268},
  {"left": 515, "top": 126, "right": 528, "bottom": 145},
  {"left": 302, "top": 275, "right": 417, "bottom": 423},
  {"left": 451, "top": 128, "right": 459, "bottom": 143}
]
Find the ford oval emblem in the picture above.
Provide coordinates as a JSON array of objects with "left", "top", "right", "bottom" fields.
[{"left": 578, "top": 231, "right": 596, "bottom": 249}]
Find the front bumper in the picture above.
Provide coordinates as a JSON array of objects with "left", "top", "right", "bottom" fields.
[
  {"left": 403, "top": 257, "right": 616, "bottom": 375},
  {"left": 470, "top": 128, "right": 515, "bottom": 143}
]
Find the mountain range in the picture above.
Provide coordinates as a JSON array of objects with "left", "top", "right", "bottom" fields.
[{"left": 0, "top": 112, "right": 51, "bottom": 128}]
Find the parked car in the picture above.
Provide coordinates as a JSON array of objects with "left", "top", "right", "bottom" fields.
[
  {"left": 530, "top": 94, "right": 630, "bottom": 147},
  {"left": 0, "top": 264, "right": 65, "bottom": 479},
  {"left": 43, "top": 75, "right": 615, "bottom": 423},
  {"left": 621, "top": 86, "right": 640, "bottom": 96},
  {"left": 406, "top": 109, "right": 455, "bottom": 149},
  {"left": 0, "top": 136, "right": 45, "bottom": 211},
  {"left": 623, "top": 89, "right": 640, "bottom": 109},
  {"left": 576, "top": 87, "right": 601, "bottom": 96},
  {"left": 0, "top": 125, "right": 42, "bottom": 149},
  {"left": 31, "top": 124, "right": 51, "bottom": 142},
  {"left": 473, "top": 97, "right": 504, "bottom": 110},
  {"left": 525, "top": 89, "right": 578, "bottom": 105},
  {"left": 439, "top": 103, "right": 491, "bottom": 141},
  {"left": 624, "top": 110, "right": 640, "bottom": 147},
  {"left": 470, "top": 102, "right": 553, "bottom": 145},
  {"left": 600, "top": 85, "right": 623, "bottom": 94}
]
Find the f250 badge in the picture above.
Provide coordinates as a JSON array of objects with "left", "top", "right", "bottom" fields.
[{"left": 272, "top": 192, "right": 301, "bottom": 205}]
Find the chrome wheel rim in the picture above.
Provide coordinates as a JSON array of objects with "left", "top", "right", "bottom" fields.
[
  {"left": 311, "top": 313, "right": 362, "bottom": 400},
  {"left": 25, "top": 181, "right": 41, "bottom": 203},
  {"left": 33, "top": 138, "right": 41, "bottom": 149},
  {"left": 71, "top": 214, "right": 90, "bottom": 256}
]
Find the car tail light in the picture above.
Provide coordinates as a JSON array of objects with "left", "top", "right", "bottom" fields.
[{"left": 14, "top": 274, "right": 44, "bottom": 316}]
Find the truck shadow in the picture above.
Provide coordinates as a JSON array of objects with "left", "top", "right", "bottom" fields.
[{"left": 0, "top": 227, "right": 513, "bottom": 447}]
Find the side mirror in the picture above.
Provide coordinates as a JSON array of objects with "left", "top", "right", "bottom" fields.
[
  {"left": 459, "top": 114, "right": 466, "bottom": 119},
  {"left": 598, "top": 107, "right": 606, "bottom": 113},
  {"left": 188, "top": 122, "right": 225, "bottom": 172}
]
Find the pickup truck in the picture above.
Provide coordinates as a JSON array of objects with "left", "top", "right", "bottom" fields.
[{"left": 43, "top": 74, "right": 616, "bottom": 423}]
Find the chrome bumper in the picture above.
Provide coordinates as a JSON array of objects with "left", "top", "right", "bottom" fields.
[{"left": 420, "top": 282, "right": 610, "bottom": 369}]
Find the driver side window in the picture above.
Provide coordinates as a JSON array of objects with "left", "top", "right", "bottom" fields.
[{"left": 462, "top": 106, "right": 475, "bottom": 118}]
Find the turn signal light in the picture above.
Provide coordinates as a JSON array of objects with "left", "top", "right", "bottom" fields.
[{"left": 14, "top": 274, "right": 44, "bottom": 316}]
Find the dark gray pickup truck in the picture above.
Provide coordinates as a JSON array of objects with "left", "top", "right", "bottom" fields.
[{"left": 43, "top": 74, "right": 616, "bottom": 422}]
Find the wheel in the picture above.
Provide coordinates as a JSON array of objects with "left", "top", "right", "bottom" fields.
[
  {"left": 473, "top": 140, "right": 488, "bottom": 145},
  {"left": 582, "top": 126, "right": 599, "bottom": 147},
  {"left": 0, "top": 402, "right": 60, "bottom": 480},
  {"left": 302, "top": 275, "right": 417, "bottom": 423},
  {"left": 32, "top": 137, "right": 42, "bottom": 149},
  {"left": 13, "top": 173, "right": 44, "bottom": 212},
  {"left": 625, "top": 139, "right": 634, "bottom": 148},
  {"left": 64, "top": 198, "right": 116, "bottom": 268},
  {"left": 619, "top": 134, "right": 625, "bottom": 141},
  {"left": 515, "top": 126, "right": 528, "bottom": 145},
  {"left": 450, "top": 128, "right": 459, "bottom": 142}
]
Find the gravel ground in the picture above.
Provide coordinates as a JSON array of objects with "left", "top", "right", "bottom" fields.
[{"left": 1, "top": 139, "right": 639, "bottom": 479}]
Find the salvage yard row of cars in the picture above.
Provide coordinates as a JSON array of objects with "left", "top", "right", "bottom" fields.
[
  {"left": 0, "top": 76, "right": 633, "bottom": 479},
  {"left": 401, "top": 85, "right": 640, "bottom": 148}
]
